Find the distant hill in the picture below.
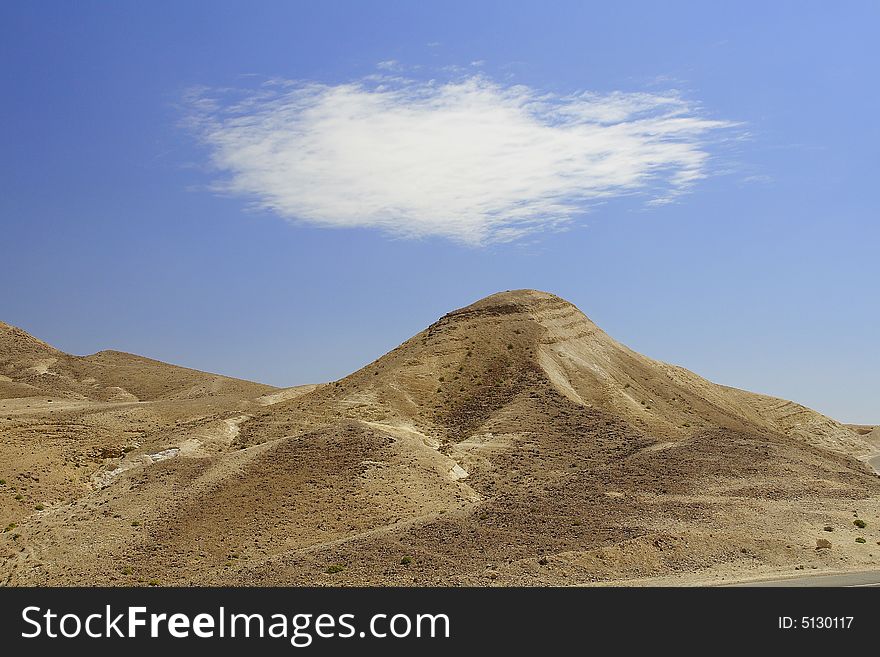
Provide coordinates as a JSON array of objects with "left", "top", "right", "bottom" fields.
[{"left": 0, "top": 321, "right": 274, "bottom": 401}]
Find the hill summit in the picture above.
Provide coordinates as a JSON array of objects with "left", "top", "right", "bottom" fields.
[{"left": 251, "top": 289, "right": 864, "bottom": 455}]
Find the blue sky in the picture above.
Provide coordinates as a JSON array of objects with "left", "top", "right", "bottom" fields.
[{"left": 1, "top": 1, "right": 877, "bottom": 422}]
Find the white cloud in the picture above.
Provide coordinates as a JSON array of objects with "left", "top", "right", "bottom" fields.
[{"left": 188, "top": 75, "right": 733, "bottom": 244}]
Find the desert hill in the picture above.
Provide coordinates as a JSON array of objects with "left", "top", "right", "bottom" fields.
[
  {"left": 241, "top": 289, "right": 866, "bottom": 455},
  {"left": 1, "top": 291, "right": 878, "bottom": 587},
  {"left": 0, "top": 321, "right": 274, "bottom": 402}
]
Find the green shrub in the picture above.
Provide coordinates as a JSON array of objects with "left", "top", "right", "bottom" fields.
[
  {"left": 400, "top": 556, "right": 412, "bottom": 566},
  {"left": 14, "top": 494, "right": 22, "bottom": 501},
  {"left": 855, "top": 537, "right": 866, "bottom": 544},
  {"left": 823, "top": 526, "right": 833, "bottom": 532},
  {"left": 326, "top": 564, "right": 345, "bottom": 574},
  {"left": 0, "top": 479, "right": 6, "bottom": 485},
  {"left": 34, "top": 504, "right": 44, "bottom": 511},
  {"left": 131, "top": 521, "right": 140, "bottom": 527},
  {"left": 3, "top": 523, "right": 16, "bottom": 533},
  {"left": 854, "top": 519, "right": 867, "bottom": 529},
  {"left": 148, "top": 580, "right": 160, "bottom": 587}
]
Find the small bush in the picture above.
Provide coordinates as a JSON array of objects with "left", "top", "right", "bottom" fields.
[
  {"left": 14, "top": 494, "right": 22, "bottom": 501},
  {"left": 131, "top": 521, "right": 140, "bottom": 527},
  {"left": 855, "top": 537, "right": 866, "bottom": 544},
  {"left": 3, "top": 523, "right": 16, "bottom": 533},
  {"left": 400, "top": 556, "right": 412, "bottom": 566},
  {"left": 326, "top": 564, "right": 345, "bottom": 574},
  {"left": 538, "top": 557, "right": 549, "bottom": 566},
  {"left": 0, "top": 479, "right": 6, "bottom": 485},
  {"left": 823, "top": 526, "right": 834, "bottom": 532},
  {"left": 34, "top": 504, "right": 44, "bottom": 511},
  {"left": 507, "top": 344, "right": 514, "bottom": 350},
  {"left": 122, "top": 567, "right": 132, "bottom": 575},
  {"left": 854, "top": 519, "right": 867, "bottom": 529},
  {"left": 148, "top": 580, "right": 160, "bottom": 587}
]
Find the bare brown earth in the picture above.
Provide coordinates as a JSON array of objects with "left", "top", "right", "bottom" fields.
[{"left": 1, "top": 290, "right": 878, "bottom": 586}]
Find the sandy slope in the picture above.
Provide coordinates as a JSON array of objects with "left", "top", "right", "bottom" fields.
[{"left": 1, "top": 291, "right": 877, "bottom": 586}]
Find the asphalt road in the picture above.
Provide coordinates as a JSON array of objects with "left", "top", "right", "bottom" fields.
[{"left": 728, "top": 570, "right": 880, "bottom": 587}]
